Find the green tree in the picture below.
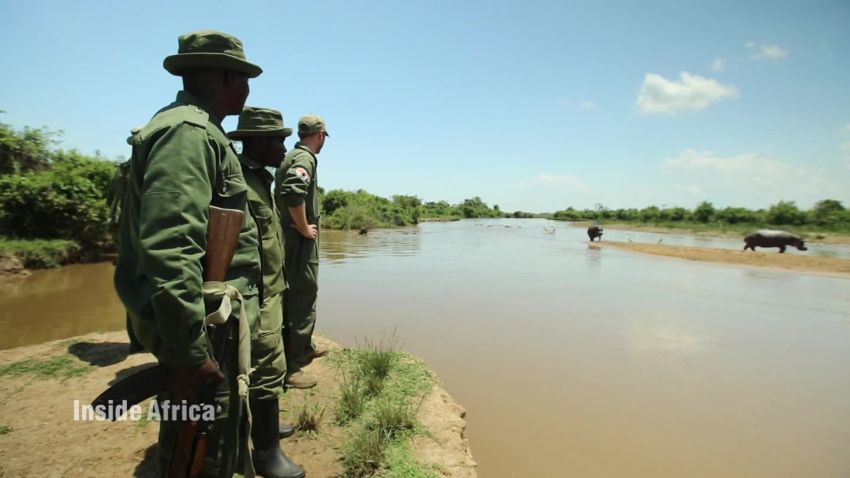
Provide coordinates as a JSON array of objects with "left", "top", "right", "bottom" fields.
[
  {"left": 639, "top": 206, "right": 661, "bottom": 222},
  {"left": 717, "top": 207, "right": 760, "bottom": 224},
  {"left": 0, "top": 120, "right": 60, "bottom": 175},
  {"left": 765, "top": 200, "right": 807, "bottom": 225},
  {"left": 693, "top": 201, "right": 715, "bottom": 223},
  {"left": 810, "top": 199, "right": 845, "bottom": 225}
]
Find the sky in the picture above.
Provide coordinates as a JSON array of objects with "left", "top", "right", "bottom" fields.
[{"left": 1, "top": 0, "right": 848, "bottom": 213}]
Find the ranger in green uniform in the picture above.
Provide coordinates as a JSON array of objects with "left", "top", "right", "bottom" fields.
[
  {"left": 228, "top": 107, "right": 304, "bottom": 478},
  {"left": 275, "top": 115, "right": 329, "bottom": 388},
  {"left": 114, "top": 31, "right": 262, "bottom": 477}
]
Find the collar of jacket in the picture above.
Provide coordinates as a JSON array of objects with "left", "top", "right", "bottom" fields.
[
  {"left": 175, "top": 90, "right": 221, "bottom": 125},
  {"left": 238, "top": 154, "right": 273, "bottom": 181},
  {"left": 294, "top": 142, "right": 316, "bottom": 156}
]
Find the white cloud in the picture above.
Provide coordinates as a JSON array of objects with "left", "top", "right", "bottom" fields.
[
  {"left": 557, "top": 98, "right": 596, "bottom": 111},
  {"left": 521, "top": 174, "right": 591, "bottom": 192},
  {"left": 710, "top": 58, "right": 726, "bottom": 71},
  {"left": 663, "top": 149, "right": 849, "bottom": 206},
  {"left": 746, "top": 42, "right": 789, "bottom": 60},
  {"left": 636, "top": 72, "right": 738, "bottom": 115}
]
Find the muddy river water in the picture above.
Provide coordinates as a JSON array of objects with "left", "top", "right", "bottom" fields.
[{"left": 2, "top": 219, "right": 849, "bottom": 477}]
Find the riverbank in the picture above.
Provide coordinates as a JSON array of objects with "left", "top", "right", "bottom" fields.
[
  {"left": 595, "top": 240, "right": 850, "bottom": 276},
  {"left": 569, "top": 221, "right": 850, "bottom": 245},
  {"left": 0, "top": 331, "right": 476, "bottom": 477}
]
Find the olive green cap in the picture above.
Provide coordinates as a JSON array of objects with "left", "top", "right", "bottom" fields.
[
  {"left": 163, "top": 30, "right": 262, "bottom": 78},
  {"left": 298, "top": 114, "right": 329, "bottom": 136},
  {"left": 227, "top": 107, "right": 292, "bottom": 139}
]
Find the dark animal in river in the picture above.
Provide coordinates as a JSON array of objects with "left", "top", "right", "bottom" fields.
[
  {"left": 743, "top": 229, "right": 807, "bottom": 253},
  {"left": 587, "top": 226, "right": 603, "bottom": 241}
]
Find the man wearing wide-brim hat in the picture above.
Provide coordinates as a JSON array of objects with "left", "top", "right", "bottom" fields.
[
  {"left": 228, "top": 107, "right": 305, "bottom": 478},
  {"left": 114, "top": 30, "right": 265, "bottom": 478},
  {"left": 275, "top": 115, "right": 330, "bottom": 389}
]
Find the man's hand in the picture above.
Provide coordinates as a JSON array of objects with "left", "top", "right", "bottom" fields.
[
  {"left": 166, "top": 357, "right": 224, "bottom": 402},
  {"left": 300, "top": 224, "right": 318, "bottom": 240}
]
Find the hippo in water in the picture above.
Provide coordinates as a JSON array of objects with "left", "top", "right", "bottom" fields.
[
  {"left": 743, "top": 229, "right": 807, "bottom": 253},
  {"left": 587, "top": 226, "right": 603, "bottom": 241}
]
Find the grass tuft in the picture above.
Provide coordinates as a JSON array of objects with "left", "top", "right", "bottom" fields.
[
  {"left": 336, "top": 374, "right": 368, "bottom": 424},
  {"left": 341, "top": 428, "right": 387, "bottom": 477},
  {"left": 293, "top": 400, "right": 325, "bottom": 433},
  {"left": 0, "top": 424, "right": 12, "bottom": 435},
  {"left": 0, "top": 355, "right": 91, "bottom": 379},
  {"left": 370, "top": 398, "right": 417, "bottom": 439}
]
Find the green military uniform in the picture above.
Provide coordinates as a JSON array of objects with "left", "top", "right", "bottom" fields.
[
  {"left": 229, "top": 108, "right": 306, "bottom": 478},
  {"left": 240, "top": 156, "right": 287, "bottom": 399},
  {"left": 114, "top": 31, "right": 262, "bottom": 478},
  {"left": 229, "top": 108, "right": 291, "bottom": 401},
  {"left": 275, "top": 137, "right": 321, "bottom": 372}
]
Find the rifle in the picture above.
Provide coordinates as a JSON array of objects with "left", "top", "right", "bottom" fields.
[{"left": 92, "top": 206, "right": 244, "bottom": 478}]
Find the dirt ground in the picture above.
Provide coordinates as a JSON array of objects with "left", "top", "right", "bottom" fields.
[
  {"left": 0, "top": 331, "right": 476, "bottom": 477},
  {"left": 595, "top": 240, "right": 850, "bottom": 276}
]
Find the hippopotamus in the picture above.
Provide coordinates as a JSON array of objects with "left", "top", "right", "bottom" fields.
[
  {"left": 587, "top": 226, "right": 603, "bottom": 241},
  {"left": 743, "top": 229, "right": 807, "bottom": 253}
]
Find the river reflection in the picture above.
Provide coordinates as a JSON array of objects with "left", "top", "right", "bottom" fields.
[{"left": 2, "top": 219, "right": 849, "bottom": 477}]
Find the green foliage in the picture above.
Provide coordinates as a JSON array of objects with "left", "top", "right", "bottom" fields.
[
  {"left": 458, "top": 196, "right": 501, "bottom": 219},
  {"left": 337, "top": 375, "right": 368, "bottom": 424},
  {"left": 329, "top": 335, "right": 436, "bottom": 478},
  {"left": 320, "top": 190, "right": 502, "bottom": 230},
  {"left": 0, "top": 119, "right": 59, "bottom": 175},
  {"left": 382, "top": 443, "right": 441, "bottom": 478},
  {"left": 810, "top": 199, "right": 846, "bottom": 225},
  {"left": 0, "top": 121, "right": 119, "bottom": 254},
  {"left": 693, "top": 201, "right": 715, "bottom": 223},
  {"left": 765, "top": 200, "right": 807, "bottom": 225},
  {"left": 716, "top": 207, "right": 759, "bottom": 224},
  {"left": 342, "top": 428, "right": 387, "bottom": 477},
  {"left": 369, "top": 398, "right": 417, "bottom": 439},
  {"left": 0, "top": 237, "right": 80, "bottom": 268},
  {"left": 321, "top": 189, "right": 419, "bottom": 230},
  {"left": 0, "top": 424, "right": 12, "bottom": 435}
]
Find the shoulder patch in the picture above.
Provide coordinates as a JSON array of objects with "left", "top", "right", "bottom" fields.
[{"left": 294, "top": 167, "right": 310, "bottom": 182}]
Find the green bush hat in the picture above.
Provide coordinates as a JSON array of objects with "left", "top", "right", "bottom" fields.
[
  {"left": 298, "top": 114, "right": 329, "bottom": 136},
  {"left": 227, "top": 107, "right": 292, "bottom": 139},
  {"left": 163, "top": 30, "right": 262, "bottom": 78}
]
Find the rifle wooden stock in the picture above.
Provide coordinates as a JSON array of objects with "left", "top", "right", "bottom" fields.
[{"left": 203, "top": 206, "right": 244, "bottom": 282}]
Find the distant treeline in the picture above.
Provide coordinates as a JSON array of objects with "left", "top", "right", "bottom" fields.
[
  {"left": 553, "top": 200, "right": 850, "bottom": 233},
  {"left": 320, "top": 190, "right": 540, "bottom": 230}
]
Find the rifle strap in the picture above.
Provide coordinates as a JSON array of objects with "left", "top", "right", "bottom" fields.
[{"left": 202, "top": 281, "right": 256, "bottom": 478}]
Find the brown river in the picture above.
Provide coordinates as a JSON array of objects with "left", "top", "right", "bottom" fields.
[{"left": 2, "top": 219, "right": 849, "bottom": 477}]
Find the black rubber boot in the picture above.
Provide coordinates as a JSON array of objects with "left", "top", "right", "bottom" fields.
[
  {"left": 279, "top": 422, "right": 295, "bottom": 438},
  {"left": 251, "top": 399, "right": 305, "bottom": 478}
]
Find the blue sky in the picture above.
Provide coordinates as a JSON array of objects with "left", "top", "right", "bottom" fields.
[{"left": 1, "top": 0, "right": 848, "bottom": 212}]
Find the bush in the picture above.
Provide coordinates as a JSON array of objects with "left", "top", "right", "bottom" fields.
[
  {"left": 0, "top": 237, "right": 81, "bottom": 268},
  {"left": 0, "top": 121, "right": 118, "bottom": 252},
  {"left": 0, "top": 153, "right": 117, "bottom": 248},
  {"left": 765, "top": 200, "right": 807, "bottom": 226}
]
